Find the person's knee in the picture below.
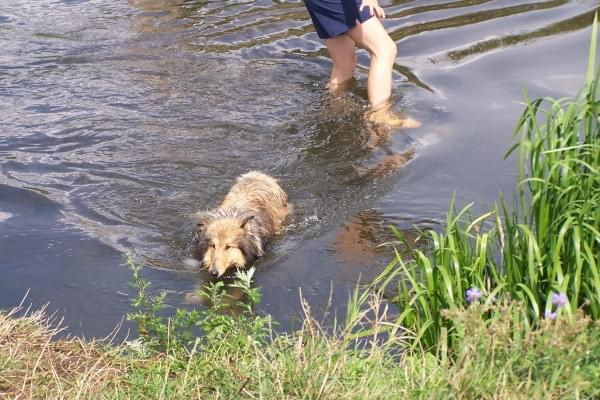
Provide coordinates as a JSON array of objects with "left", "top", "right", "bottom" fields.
[
  {"left": 373, "top": 37, "right": 397, "bottom": 64},
  {"left": 387, "top": 39, "right": 398, "bottom": 60}
]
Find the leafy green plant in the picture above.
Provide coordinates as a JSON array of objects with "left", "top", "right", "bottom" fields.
[
  {"left": 126, "top": 252, "right": 171, "bottom": 350},
  {"left": 126, "top": 253, "right": 269, "bottom": 354},
  {"left": 196, "top": 267, "right": 272, "bottom": 348}
]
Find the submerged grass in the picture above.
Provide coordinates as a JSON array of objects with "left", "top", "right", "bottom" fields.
[{"left": 376, "top": 17, "right": 600, "bottom": 350}]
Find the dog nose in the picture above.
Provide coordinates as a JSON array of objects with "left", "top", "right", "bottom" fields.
[{"left": 210, "top": 270, "right": 218, "bottom": 277}]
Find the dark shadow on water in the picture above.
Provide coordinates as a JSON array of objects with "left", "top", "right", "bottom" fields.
[
  {"left": 443, "top": 10, "right": 597, "bottom": 64},
  {"left": 389, "top": 0, "right": 571, "bottom": 41}
]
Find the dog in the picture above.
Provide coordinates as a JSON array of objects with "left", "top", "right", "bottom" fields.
[{"left": 195, "top": 171, "right": 291, "bottom": 277}]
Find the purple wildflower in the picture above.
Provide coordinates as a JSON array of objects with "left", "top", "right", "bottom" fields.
[
  {"left": 551, "top": 292, "right": 568, "bottom": 308},
  {"left": 544, "top": 310, "right": 557, "bottom": 320},
  {"left": 465, "top": 287, "right": 482, "bottom": 304}
]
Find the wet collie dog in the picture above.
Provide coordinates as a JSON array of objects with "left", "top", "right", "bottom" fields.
[{"left": 195, "top": 171, "right": 291, "bottom": 277}]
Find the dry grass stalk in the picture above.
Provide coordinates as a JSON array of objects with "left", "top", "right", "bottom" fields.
[{"left": 0, "top": 305, "right": 123, "bottom": 399}]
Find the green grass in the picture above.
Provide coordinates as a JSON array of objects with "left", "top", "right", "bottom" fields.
[
  {"left": 118, "top": 301, "right": 600, "bottom": 399},
  {"left": 2, "top": 280, "right": 599, "bottom": 399}
]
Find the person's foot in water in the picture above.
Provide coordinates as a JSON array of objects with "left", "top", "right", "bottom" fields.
[
  {"left": 367, "top": 100, "right": 421, "bottom": 128},
  {"left": 327, "top": 76, "right": 357, "bottom": 95}
]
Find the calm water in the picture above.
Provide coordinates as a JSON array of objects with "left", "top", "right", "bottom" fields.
[{"left": 0, "top": 0, "right": 597, "bottom": 337}]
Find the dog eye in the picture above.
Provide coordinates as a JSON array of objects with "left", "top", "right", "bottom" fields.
[
  {"left": 209, "top": 243, "right": 215, "bottom": 249},
  {"left": 225, "top": 245, "right": 235, "bottom": 250}
]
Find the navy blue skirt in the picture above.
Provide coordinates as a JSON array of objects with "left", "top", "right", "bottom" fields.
[{"left": 304, "top": 0, "right": 374, "bottom": 39}]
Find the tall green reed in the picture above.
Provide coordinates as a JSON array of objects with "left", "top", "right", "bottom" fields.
[
  {"left": 377, "top": 16, "right": 600, "bottom": 350},
  {"left": 503, "top": 18, "right": 600, "bottom": 316}
]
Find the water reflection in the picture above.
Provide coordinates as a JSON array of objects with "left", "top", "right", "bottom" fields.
[
  {"left": 331, "top": 209, "right": 393, "bottom": 264},
  {"left": 330, "top": 209, "right": 420, "bottom": 265},
  {"left": 297, "top": 91, "right": 418, "bottom": 179}
]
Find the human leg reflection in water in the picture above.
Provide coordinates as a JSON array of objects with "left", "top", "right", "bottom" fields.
[{"left": 304, "top": 0, "right": 421, "bottom": 128}]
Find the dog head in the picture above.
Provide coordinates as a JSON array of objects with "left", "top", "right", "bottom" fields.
[{"left": 196, "top": 214, "right": 258, "bottom": 277}]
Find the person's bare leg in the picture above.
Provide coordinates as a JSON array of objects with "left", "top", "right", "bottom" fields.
[
  {"left": 346, "top": 17, "right": 394, "bottom": 106},
  {"left": 346, "top": 18, "right": 420, "bottom": 128},
  {"left": 325, "top": 34, "right": 356, "bottom": 92}
]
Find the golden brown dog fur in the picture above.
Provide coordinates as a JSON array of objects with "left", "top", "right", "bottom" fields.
[{"left": 195, "top": 171, "right": 291, "bottom": 277}]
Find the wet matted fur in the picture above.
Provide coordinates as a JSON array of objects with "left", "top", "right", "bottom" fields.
[{"left": 195, "top": 171, "right": 291, "bottom": 277}]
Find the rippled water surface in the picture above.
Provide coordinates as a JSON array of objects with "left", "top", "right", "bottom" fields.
[{"left": 1, "top": 0, "right": 597, "bottom": 337}]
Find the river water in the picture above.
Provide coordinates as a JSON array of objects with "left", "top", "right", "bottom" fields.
[{"left": 0, "top": 0, "right": 597, "bottom": 338}]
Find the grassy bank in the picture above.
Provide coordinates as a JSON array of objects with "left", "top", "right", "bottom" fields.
[
  {"left": 2, "top": 16, "right": 600, "bottom": 400},
  {"left": 2, "top": 293, "right": 600, "bottom": 399}
]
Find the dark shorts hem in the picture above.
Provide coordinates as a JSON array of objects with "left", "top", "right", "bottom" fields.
[{"left": 305, "top": 0, "right": 375, "bottom": 39}]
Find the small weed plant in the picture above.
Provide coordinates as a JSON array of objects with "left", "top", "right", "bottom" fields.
[{"left": 126, "top": 253, "right": 270, "bottom": 356}]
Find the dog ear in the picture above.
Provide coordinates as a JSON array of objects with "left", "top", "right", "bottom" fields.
[
  {"left": 239, "top": 236, "right": 258, "bottom": 262},
  {"left": 194, "top": 212, "right": 211, "bottom": 230},
  {"left": 194, "top": 226, "right": 214, "bottom": 259},
  {"left": 240, "top": 215, "right": 255, "bottom": 229}
]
